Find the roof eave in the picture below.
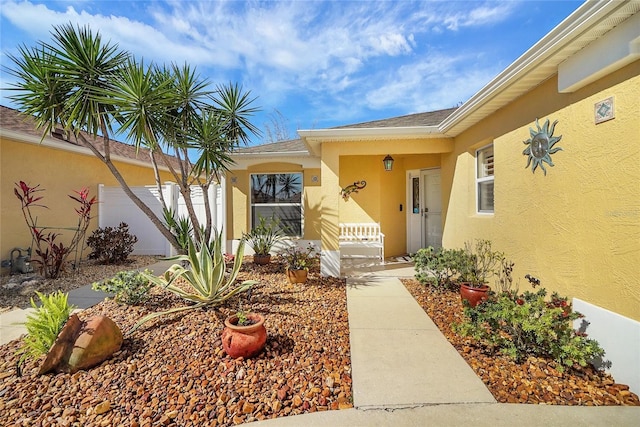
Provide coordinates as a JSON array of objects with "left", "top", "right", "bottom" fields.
[
  {"left": 0, "top": 128, "right": 170, "bottom": 172},
  {"left": 439, "top": 0, "right": 635, "bottom": 136}
]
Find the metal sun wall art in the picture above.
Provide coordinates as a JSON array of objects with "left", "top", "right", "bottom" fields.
[
  {"left": 522, "top": 118, "right": 563, "bottom": 175},
  {"left": 340, "top": 180, "right": 366, "bottom": 201}
]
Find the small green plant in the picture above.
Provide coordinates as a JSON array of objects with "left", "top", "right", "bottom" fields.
[
  {"left": 163, "top": 207, "right": 193, "bottom": 253},
  {"left": 130, "top": 230, "right": 256, "bottom": 334},
  {"left": 242, "top": 216, "right": 287, "bottom": 256},
  {"left": 453, "top": 283, "right": 605, "bottom": 370},
  {"left": 92, "top": 269, "right": 155, "bottom": 305},
  {"left": 87, "top": 222, "right": 138, "bottom": 264},
  {"left": 278, "top": 242, "right": 318, "bottom": 270},
  {"left": 413, "top": 246, "right": 467, "bottom": 290},
  {"left": 458, "top": 239, "right": 504, "bottom": 287},
  {"left": 17, "top": 291, "right": 76, "bottom": 368}
]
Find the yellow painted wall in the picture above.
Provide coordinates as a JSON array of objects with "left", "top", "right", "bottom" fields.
[
  {"left": 339, "top": 152, "right": 443, "bottom": 257},
  {"left": 0, "top": 137, "right": 173, "bottom": 265},
  {"left": 443, "top": 61, "right": 640, "bottom": 321},
  {"left": 226, "top": 162, "right": 322, "bottom": 241}
]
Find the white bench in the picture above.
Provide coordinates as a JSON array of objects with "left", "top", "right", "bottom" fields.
[{"left": 339, "top": 223, "right": 385, "bottom": 263}]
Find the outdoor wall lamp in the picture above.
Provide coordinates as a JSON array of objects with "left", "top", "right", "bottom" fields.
[{"left": 383, "top": 154, "right": 394, "bottom": 171}]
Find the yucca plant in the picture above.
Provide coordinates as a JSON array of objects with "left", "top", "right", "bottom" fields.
[
  {"left": 129, "top": 231, "right": 255, "bottom": 334},
  {"left": 17, "top": 291, "right": 76, "bottom": 369}
]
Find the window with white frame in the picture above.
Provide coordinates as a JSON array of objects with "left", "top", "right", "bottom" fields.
[
  {"left": 476, "top": 145, "right": 494, "bottom": 213},
  {"left": 250, "top": 173, "right": 303, "bottom": 236}
]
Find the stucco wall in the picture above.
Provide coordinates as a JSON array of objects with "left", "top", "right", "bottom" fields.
[
  {"left": 0, "top": 137, "right": 173, "bottom": 265},
  {"left": 443, "top": 62, "right": 640, "bottom": 321},
  {"left": 226, "top": 162, "right": 322, "bottom": 241}
]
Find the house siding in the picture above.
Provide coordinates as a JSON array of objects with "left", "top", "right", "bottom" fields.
[
  {"left": 443, "top": 61, "right": 640, "bottom": 322},
  {"left": 0, "top": 136, "right": 174, "bottom": 263}
]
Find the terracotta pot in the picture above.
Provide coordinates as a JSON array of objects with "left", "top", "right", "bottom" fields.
[
  {"left": 222, "top": 313, "right": 267, "bottom": 359},
  {"left": 253, "top": 254, "right": 271, "bottom": 265},
  {"left": 286, "top": 268, "right": 308, "bottom": 284},
  {"left": 459, "top": 283, "right": 490, "bottom": 307},
  {"left": 39, "top": 314, "right": 123, "bottom": 375}
]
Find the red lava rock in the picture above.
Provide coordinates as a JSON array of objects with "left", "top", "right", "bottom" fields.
[{"left": 0, "top": 260, "right": 351, "bottom": 426}]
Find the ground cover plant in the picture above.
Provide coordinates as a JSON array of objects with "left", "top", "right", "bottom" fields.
[{"left": 0, "top": 261, "right": 352, "bottom": 426}]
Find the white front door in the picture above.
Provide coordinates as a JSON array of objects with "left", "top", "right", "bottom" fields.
[{"left": 406, "top": 169, "right": 442, "bottom": 254}]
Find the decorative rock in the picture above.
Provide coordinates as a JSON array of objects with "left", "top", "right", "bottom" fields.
[
  {"left": 39, "top": 315, "right": 123, "bottom": 375},
  {"left": 94, "top": 401, "right": 111, "bottom": 415}
]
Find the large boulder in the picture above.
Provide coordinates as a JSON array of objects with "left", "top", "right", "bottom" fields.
[{"left": 39, "top": 314, "right": 123, "bottom": 375}]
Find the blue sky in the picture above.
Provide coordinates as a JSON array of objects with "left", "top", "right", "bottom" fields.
[{"left": 0, "top": 0, "right": 583, "bottom": 144}]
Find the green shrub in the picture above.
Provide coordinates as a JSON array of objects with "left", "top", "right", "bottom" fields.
[
  {"left": 414, "top": 246, "right": 467, "bottom": 290},
  {"left": 453, "top": 287, "right": 604, "bottom": 370},
  {"left": 87, "top": 222, "right": 138, "bottom": 264},
  {"left": 18, "top": 291, "right": 76, "bottom": 367},
  {"left": 92, "top": 269, "right": 155, "bottom": 305}
]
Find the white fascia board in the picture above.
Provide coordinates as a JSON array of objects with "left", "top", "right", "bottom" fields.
[
  {"left": 297, "top": 126, "right": 442, "bottom": 140},
  {"left": 439, "top": 0, "right": 625, "bottom": 135},
  {"left": 559, "top": 11, "right": 640, "bottom": 93},
  {"left": 0, "top": 129, "right": 170, "bottom": 172}
]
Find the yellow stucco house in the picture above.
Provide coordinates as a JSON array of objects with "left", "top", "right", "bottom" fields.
[
  {"left": 0, "top": 105, "right": 177, "bottom": 263},
  {"left": 228, "top": 1, "right": 640, "bottom": 391}
]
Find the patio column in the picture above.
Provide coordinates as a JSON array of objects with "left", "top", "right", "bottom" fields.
[{"left": 320, "top": 144, "right": 341, "bottom": 277}]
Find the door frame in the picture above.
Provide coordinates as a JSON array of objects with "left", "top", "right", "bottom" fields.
[{"left": 406, "top": 167, "right": 442, "bottom": 254}]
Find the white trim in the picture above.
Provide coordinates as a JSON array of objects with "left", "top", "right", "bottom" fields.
[
  {"left": 558, "top": 10, "right": 640, "bottom": 93},
  {"left": 249, "top": 172, "right": 304, "bottom": 237},
  {"left": 573, "top": 298, "right": 640, "bottom": 395},
  {"left": 321, "top": 250, "right": 340, "bottom": 277},
  {"left": 439, "top": 0, "right": 638, "bottom": 135},
  {"left": 475, "top": 144, "right": 494, "bottom": 215}
]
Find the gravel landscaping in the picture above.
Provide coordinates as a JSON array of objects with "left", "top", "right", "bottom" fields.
[
  {"left": 403, "top": 278, "right": 640, "bottom": 406},
  {"left": 1, "top": 259, "right": 638, "bottom": 427},
  {"left": 0, "top": 261, "right": 352, "bottom": 426}
]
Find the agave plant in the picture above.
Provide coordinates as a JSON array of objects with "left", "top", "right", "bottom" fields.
[{"left": 129, "top": 231, "right": 255, "bottom": 334}]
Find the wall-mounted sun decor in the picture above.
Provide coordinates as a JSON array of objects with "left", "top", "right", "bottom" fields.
[{"left": 522, "top": 118, "right": 563, "bottom": 175}]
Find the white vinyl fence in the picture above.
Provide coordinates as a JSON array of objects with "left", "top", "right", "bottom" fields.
[{"left": 98, "top": 182, "right": 224, "bottom": 256}]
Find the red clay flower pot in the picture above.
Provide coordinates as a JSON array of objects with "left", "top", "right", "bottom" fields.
[
  {"left": 222, "top": 313, "right": 267, "bottom": 359},
  {"left": 286, "top": 268, "right": 308, "bottom": 284},
  {"left": 459, "top": 283, "right": 490, "bottom": 307},
  {"left": 253, "top": 254, "right": 271, "bottom": 265}
]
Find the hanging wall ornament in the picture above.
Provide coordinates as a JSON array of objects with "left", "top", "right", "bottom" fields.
[
  {"left": 340, "top": 180, "right": 366, "bottom": 201},
  {"left": 522, "top": 118, "right": 563, "bottom": 175}
]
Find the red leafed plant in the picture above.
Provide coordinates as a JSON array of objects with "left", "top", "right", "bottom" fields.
[{"left": 14, "top": 181, "right": 96, "bottom": 278}]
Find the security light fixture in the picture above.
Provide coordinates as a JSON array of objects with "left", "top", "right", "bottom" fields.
[{"left": 383, "top": 155, "right": 394, "bottom": 171}]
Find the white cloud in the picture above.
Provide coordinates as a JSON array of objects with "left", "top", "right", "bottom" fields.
[{"left": 1, "top": 0, "right": 524, "bottom": 128}]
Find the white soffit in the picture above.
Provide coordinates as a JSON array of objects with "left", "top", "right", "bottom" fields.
[
  {"left": 559, "top": 10, "right": 640, "bottom": 92},
  {"left": 440, "top": 0, "right": 640, "bottom": 136}
]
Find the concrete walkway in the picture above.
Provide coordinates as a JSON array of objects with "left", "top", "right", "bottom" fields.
[
  {"left": 248, "top": 260, "right": 640, "bottom": 426},
  {"left": 2, "top": 259, "right": 639, "bottom": 425}
]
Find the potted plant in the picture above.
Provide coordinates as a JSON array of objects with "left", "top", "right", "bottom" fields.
[
  {"left": 458, "top": 239, "right": 503, "bottom": 307},
  {"left": 278, "top": 243, "right": 318, "bottom": 284},
  {"left": 242, "top": 216, "right": 287, "bottom": 265},
  {"left": 221, "top": 310, "right": 267, "bottom": 359}
]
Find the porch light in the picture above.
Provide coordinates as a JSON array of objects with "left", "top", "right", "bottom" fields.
[{"left": 383, "top": 155, "right": 394, "bottom": 171}]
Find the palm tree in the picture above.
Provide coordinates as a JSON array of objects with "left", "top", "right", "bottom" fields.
[{"left": 5, "top": 23, "right": 260, "bottom": 251}]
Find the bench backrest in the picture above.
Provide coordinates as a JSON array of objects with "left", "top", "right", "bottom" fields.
[{"left": 339, "top": 223, "right": 381, "bottom": 240}]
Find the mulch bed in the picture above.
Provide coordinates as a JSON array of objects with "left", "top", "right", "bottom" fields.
[
  {"left": 402, "top": 278, "right": 640, "bottom": 406},
  {"left": 0, "top": 262, "right": 352, "bottom": 426}
]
